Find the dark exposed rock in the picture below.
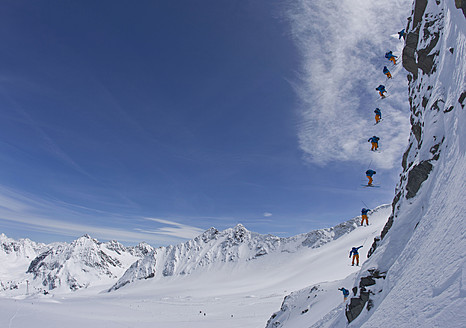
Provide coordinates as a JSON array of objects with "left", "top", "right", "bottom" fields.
[
  {"left": 346, "top": 297, "right": 366, "bottom": 323},
  {"left": 430, "top": 99, "right": 443, "bottom": 111},
  {"left": 413, "top": 0, "right": 428, "bottom": 27},
  {"left": 402, "top": 144, "right": 412, "bottom": 170},
  {"left": 444, "top": 106, "right": 454, "bottom": 113},
  {"left": 403, "top": 0, "right": 428, "bottom": 80},
  {"left": 422, "top": 96, "right": 429, "bottom": 108},
  {"left": 455, "top": 0, "right": 466, "bottom": 17},
  {"left": 406, "top": 160, "right": 433, "bottom": 199},
  {"left": 459, "top": 91, "right": 466, "bottom": 108},
  {"left": 27, "top": 249, "right": 53, "bottom": 274},
  {"left": 412, "top": 122, "right": 422, "bottom": 146},
  {"left": 430, "top": 142, "right": 442, "bottom": 161},
  {"left": 367, "top": 236, "right": 380, "bottom": 258},
  {"left": 359, "top": 276, "right": 376, "bottom": 288},
  {"left": 367, "top": 269, "right": 386, "bottom": 279},
  {"left": 345, "top": 270, "right": 386, "bottom": 323}
]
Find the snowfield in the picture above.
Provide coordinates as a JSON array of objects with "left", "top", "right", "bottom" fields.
[{"left": 0, "top": 205, "right": 390, "bottom": 328}]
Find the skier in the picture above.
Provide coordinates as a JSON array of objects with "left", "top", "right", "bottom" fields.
[
  {"left": 376, "top": 85, "right": 387, "bottom": 98},
  {"left": 361, "top": 208, "right": 370, "bottom": 226},
  {"left": 368, "top": 136, "right": 380, "bottom": 151},
  {"left": 398, "top": 28, "right": 406, "bottom": 40},
  {"left": 349, "top": 246, "right": 363, "bottom": 266},
  {"left": 365, "top": 169, "right": 376, "bottom": 186},
  {"left": 374, "top": 108, "right": 382, "bottom": 124},
  {"left": 385, "top": 51, "right": 397, "bottom": 65},
  {"left": 338, "top": 287, "right": 350, "bottom": 301},
  {"left": 383, "top": 66, "right": 392, "bottom": 79}
]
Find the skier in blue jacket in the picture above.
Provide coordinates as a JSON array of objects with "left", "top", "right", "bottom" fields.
[
  {"left": 383, "top": 66, "right": 392, "bottom": 78},
  {"left": 376, "top": 85, "right": 387, "bottom": 98},
  {"left": 365, "top": 169, "right": 376, "bottom": 186},
  {"left": 361, "top": 208, "right": 370, "bottom": 226},
  {"left": 385, "top": 51, "right": 397, "bottom": 64},
  {"left": 398, "top": 29, "right": 406, "bottom": 40},
  {"left": 338, "top": 287, "right": 350, "bottom": 301},
  {"left": 349, "top": 246, "right": 363, "bottom": 266},
  {"left": 368, "top": 136, "right": 380, "bottom": 151},
  {"left": 374, "top": 108, "right": 382, "bottom": 124}
]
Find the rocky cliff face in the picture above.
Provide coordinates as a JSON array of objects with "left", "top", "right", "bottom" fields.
[{"left": 344, "top": 1, "right": 466, "bottom": 326}]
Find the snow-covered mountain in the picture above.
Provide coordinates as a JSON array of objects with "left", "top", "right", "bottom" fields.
[
  {"left": 109, "top": 210, "right": 374, "bottom": 291},
  {"left": 0, "top": 207, "right": 374, "bottom": 296},
  {"left": 269, "top": 1, "right": 466, "bottom": 327},
  {"left": 0, "top": 233, "right": 48, "bottom": 259},
  {"left": 26, "top": 235, "right": 153, "bottom": 292},
  {"left": 0, "top": 233, "right": 153, "bottom": 294},
  {"left": 0, "top": 233, "right": 51, "bottom": 293}
]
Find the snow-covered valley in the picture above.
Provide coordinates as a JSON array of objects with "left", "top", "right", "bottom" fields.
[{"left": 0, "top": 206, "right": 390, "bottom": 327}]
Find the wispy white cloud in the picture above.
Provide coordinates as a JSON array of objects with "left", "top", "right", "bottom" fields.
[
  {"left": 286, "top": 0, "right": 412, "bottom": 169},
  {"left": 142, "top": 218, "right": 206, "bottom": 239},
  {"left": 0, "top": 185, "right": 203, "bottom": 246},
  {"left": 263, "top": 212, "right": 273, "bottom": 217}
]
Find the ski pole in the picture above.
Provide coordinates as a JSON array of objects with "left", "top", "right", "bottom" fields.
[{"left": 362, "top": 236, "right": 368, "bottom": 247}]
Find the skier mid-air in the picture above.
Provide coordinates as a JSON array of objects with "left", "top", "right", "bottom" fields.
[
  {"left": 365, "top": 169, "right": 376, "bottom": 186},
  {"left": 368, "top": 136, "right": 380, "bottom": 151},
  {"left": 398, "top": 28, "right": 405, "bottom": 40},
  {"left": 361, "top": 208, "right": 370, "bottom": 226},
  {"left": 383, "top": 66, "right": 392, "bottom": 79},
  {"left": 376, "top": 85, "right": 387, "bottom": 98},
  {"left": 374, "top": 108, "right": 382, "bottom": 124},
  {"left": 385, "top": 51, "right": 397, "bottom": 65}
]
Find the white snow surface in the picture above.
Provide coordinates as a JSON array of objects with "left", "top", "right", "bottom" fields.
[
  {"left": 352, "top": 2, "right": 466, "bottom": 327},
  {"left": 0, "top": 205, "right": 390, "bottom": 327}
]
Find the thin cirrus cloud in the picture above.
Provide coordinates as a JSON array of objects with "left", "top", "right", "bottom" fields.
[
  {"left": 141, "top": 218, "right": 206, "bottom": 240},
  {"left": 0, "top": 185, "right": 203, "bottom": 245},
  {"left": 286, "top": 0, "right": 412, "bottom": 169}
]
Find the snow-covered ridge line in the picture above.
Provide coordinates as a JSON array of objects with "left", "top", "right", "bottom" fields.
[
  {"left": 1, "top": 205, "right": 389, "bottom": 295},
  {"left": 109, "top": 205, "right": 390, "bottom": 291}
]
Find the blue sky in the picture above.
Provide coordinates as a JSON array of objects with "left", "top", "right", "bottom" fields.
[{"left": 0, "top": 0, "right": 411, "bottom": 246}]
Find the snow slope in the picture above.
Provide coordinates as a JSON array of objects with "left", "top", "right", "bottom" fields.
[
  {"left": 0, "top": 205, "right": 390, "bottom": 328},
  {"left": 266, "top": 1, "right": 466, "bottom": 328},
  {"left": 110, "top": 210, "right": 382, "bottom": 291},
  {"left": 306, "top": 1, "right": 466, "bottom": 327},
  {"left": 350, "top": 1, "right": 466, "bottom": 326}
]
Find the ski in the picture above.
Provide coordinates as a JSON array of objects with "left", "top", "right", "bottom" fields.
[
  {"left": 361, "top": 184, "right": 380, "bottom": 188},
  {"left": 376, "top": 95, "right": 390, "bottom": 101}
]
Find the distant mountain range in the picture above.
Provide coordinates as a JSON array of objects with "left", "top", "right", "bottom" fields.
[{"left": 1, "top": 207, "right": 370, "bottom": 294}]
